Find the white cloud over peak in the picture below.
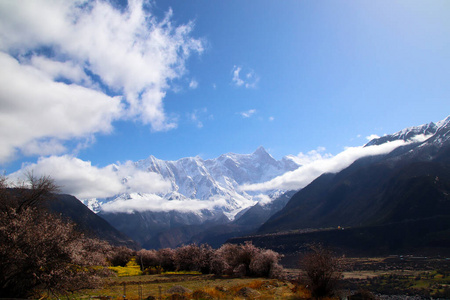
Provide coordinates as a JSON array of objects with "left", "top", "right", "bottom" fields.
[
  {"left": 232, "top": 65, "right": 259, "bottom": 88},
  {"left": 101, "top": 193, "right": 232, "bottom": 214},
  {"left": 366, "top": 134, "right": 380, "bottom": 141},
  {"left": 8, "top": 155, "right": 171, "bottom": 199},
  {"left": 0, "top": 0, "right": 203, "bottom": 162},
  {"left": 241, "top": 140, "right": 409, "bottom": 192},
  {"left": 286, "top": 147, "right": 333, "bottom": 165}
]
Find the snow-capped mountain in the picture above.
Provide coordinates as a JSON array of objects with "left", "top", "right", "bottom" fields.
[
  {"left": 86, "top": 146, "right": 300, "bottom": 219},
  {"left": 135, "top": 146, "right": 298, "bottom": 203},
  {"left": 365, "top": 116, "right": 450, "bottom": 147},
  {"left": 85, "top": 147, "right": 300, "bottom": 248}
]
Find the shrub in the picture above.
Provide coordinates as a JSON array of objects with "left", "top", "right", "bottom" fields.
[
  {"left": 249, "top": 249, "right": 284, "bottom": 278},
  {"left": 136, "top": 249, "right": 158, "bottom": 270},
  {"left": 108, "top": 246, "right": 134, "bottom": 267},
  {"left": 214, "top": 242, "right": 284, "bottom": 278},
  {"left": 209, "top": 255, "right": 229, "bottom": 276},
  {"left": 157, "top": 248, "right": 176, "bottom": 271},
  {"left": 0, "top": 174, "right": 111, "bottom": 298},
  {"left": 215, "top": 243, "right": 240, "bottom": 275},
  {"left": 216, "top": 242, "right": 259, "bottom": 276},
  {"left": 198, "top": 243, "right": 215, "bottom": 274},
  {"left": 175, "top": 244, "right": 201, "bottom": 271},
  {"left": 299, "top": 244, "right": 342, "bottom": 299}
]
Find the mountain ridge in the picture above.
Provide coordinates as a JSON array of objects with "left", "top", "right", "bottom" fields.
[
  {"left": 93, "top": 146, "right": 301, "bottom": 248},
  {"left": 230, "top": 115, "right": 450, "bottom": 256}
]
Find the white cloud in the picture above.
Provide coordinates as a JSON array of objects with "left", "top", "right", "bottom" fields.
[
  {"left": 253, "top": 194, "right": 273, "bottom": 206},
  {"left": 410, "top": 134, "right": 433, "bottom": 143},
  {"left": 239, "top": 109, "right": 257, "bottom": 118},
  {"left": 8, "top": 155, "right": 171, "bottom": 199},
  {"left": 101, "top": 193, "right": 231, "bottom": 214},
  {"left": 286, "top": 147, "right": 332, "bottom": 165},
  {"left": 0, "top": 52, "right": 122, "bottom": 162},
  {"left": 366, "top": 134, "right": 380, "bottom": 141},
  {"left": 189, "top": 79, "right": 198, "bottom": 89},
  {"left": 232, "top": 66, "right": 244, "bottom": 86},
  {"left": 269, "top": 116, "right": 275, "bottom": 122},
  {"left": 0, "top": 0, "right": 203, "bottom": 162},
  {"left": 188, "top": 108, "right": 210, "bottom": 128},
  {"left": 30, "top": 55, "right": 92, "bottom": 85},
  {"left": 232, "top": 65, "right": 259, "bottom": 88},
  {"left": 21, "top": 139, "right": 67, "bottom": 157},
  {"left": 241, "top": 140, "right": 409, "bottom": 192}
]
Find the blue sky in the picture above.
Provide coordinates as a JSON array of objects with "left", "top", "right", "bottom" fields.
[{"left": 1, "top": 0, "right": 449, "bottom": 176}]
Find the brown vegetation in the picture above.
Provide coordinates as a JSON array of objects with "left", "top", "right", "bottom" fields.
[
  {"left": 0, "top": 174, "right": 112, "bottom": 298},
  {"left": 298, "top": 244, "right": 343, "bottom": 299}
]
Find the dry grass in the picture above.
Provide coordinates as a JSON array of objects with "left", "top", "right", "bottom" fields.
[{"left": 69, "top": 274, "right": 303, "bottom": 300}]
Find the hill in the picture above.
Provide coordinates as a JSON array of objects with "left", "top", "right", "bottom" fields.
[{"left": 46, "top": 193, "right": 138, "bottom": 248}]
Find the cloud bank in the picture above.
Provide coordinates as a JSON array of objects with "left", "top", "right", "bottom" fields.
[
  {"left": 0, "top": 0, "right": 203, "bottom": 162},
  {"left": 8, "top": 155, "right": 171, "bottom": 199},
  {"left": 241, "top": 140, "right": 409, "bottom": 192},
  {"left": 100, "top": 193, "right": 237, "bottom": 214}
]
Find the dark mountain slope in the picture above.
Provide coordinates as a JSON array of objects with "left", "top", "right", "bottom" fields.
[
  {"left": 259, "top": 119, "right": 450, "bottom": 235},
  {"left": 46, "top": 194, "right": 138, "bottom": 248},
  {"left": 182, "top": 190, "right": 297, "bottom": 248},
  {"left": 259, "top": 147, "right": 450, "bottom": 235},
  {"left": 235, "top": 191, "right": 295, "bottom": 227},
  {"left": 230, "top": 216, "right": 450, "bottom": 258},
  {"left": 235, "top": 117, "right": 450, "bottom": 256},
  {"left": 114, "top": 190, "right": 296, "bottom": 249}
]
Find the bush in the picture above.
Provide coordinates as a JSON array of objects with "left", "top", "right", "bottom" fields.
[
  {"left": 198, "top": 243, "right": 215, "bottom": 274},
  {"left": 175, "top": 244, "right": 201, "bottom": 272},
  {"left": 299, "top": 244, "right": 342, "bottom": 299},
  {"left": 209, "top": 255, "right": 229, "bottom": 276},
  {"left": 157, "top": 248, "right": 176, "bottom": 271},
  {"left": 136, "top": 249, "right": 158, "bottom": 270},
  {"left": 108, "top": 246, "right": 134, "bottom": 267},
  {"left": 249, "top": 249, "right": 284, "bottom": 278},
  {"left": 215, "top": 242, "right": 259, "bottom": 276},
  {"left": 214, "top": 242, "right": 284, "bottom": 278},
  {"left": 0, "top": 175, "right": 111, "bottom": 298},
  {"left": 215, "top": 243, "right": 240, "bottom": 275}
]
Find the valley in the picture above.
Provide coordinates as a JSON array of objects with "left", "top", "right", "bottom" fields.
[
  {"left": 3, "top": 116, "right": 450, "bottom": 299},
  {"left": 68, "top": 256, "right": 450, "bottom": 299}
]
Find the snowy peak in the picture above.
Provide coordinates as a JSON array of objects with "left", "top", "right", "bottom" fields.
[
  {"left": 252, "top": 146, "right": 272, "bottom": 159},
  {"left": 436, "top": 115, "right": 450, "bottom": 128},
  {"left": 365, "top": 115, "right": 450, "bottom": 147},
  {"left": 93, "top": 147, "right": 301, "bottom": 219}
]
